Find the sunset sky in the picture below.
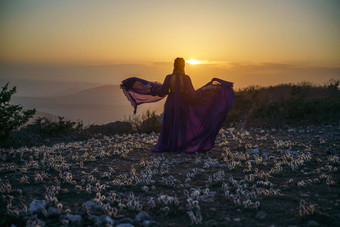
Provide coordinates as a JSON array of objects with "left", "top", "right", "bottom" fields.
[
  {"left": 1, "top": 0, "right": 339, "bottom": 65},
  {"left": 0, "top": 0, "right": 339, "bottom": 91}
]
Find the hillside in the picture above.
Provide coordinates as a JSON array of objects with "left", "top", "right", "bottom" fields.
[
  {"left": 8, "top": 80, "right": 340, "bottom": 127},
  {"left": 227, "top": 80, "right": 340, "bottom": 127},
  {"left": 1, "top": 80, "right": 340, "bottom": 226},
  {"left": 11, "top": 85, "right": 165, "bottom": 125},
  {"left": 12, "top": 85, "right": 124, "bottom": 105}
]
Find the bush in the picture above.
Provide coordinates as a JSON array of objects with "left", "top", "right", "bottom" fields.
[
  {"left": 33, "top": 116, "right": 83, "bottom": 137},
  {"left": 0, "top": 83, "right": 36, "bottom": 145},
  {"left": 128, "top": 110, "right": 161, "bottom": 133},
  {"left": 227, "top": 79, "right": 340, "bottom": 128},
  {"left": 139, "top": 111, "right": 162, "bottom": 133},
  {"left": 86, "top": 121, "right": 133, "bottom": 135},
  {"left": 8, "top": 110, "right": 161, "bottom": 148},
  {"left": 10, "top": 116, "right": 84, "bottom": 148}
]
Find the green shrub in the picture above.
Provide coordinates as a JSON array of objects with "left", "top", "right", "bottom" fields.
[
  {"left": 33, "top": 116, "right": 83, "bottom": 137},
  {"left": 0, "top": 83, "right": 36, "bottom": 145},
  {"left": 128, "top": 110, "right": 161, "bottom": 133},
  {"left": 139, "top": 111, "right": 162, "bottom": 133},
  {"left": 9, "top": 116, "right": 84, "bottom": 148}
]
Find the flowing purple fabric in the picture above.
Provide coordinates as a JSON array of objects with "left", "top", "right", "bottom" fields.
[{"left": 120, "top": 73, "right": 235, "bottom": 153}]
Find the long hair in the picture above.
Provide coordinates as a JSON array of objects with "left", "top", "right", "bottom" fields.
[{"left": 173, "top": 57, "right": 185, "bottom": 74}]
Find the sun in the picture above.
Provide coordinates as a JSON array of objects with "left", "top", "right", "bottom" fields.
[{"left": 185, "top": 59, "right": 201, "bottom": 64}]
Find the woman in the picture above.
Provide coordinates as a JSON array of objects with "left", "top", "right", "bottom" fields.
[{"left": 121, "top": 58, "right": 235, "bottom": 153}]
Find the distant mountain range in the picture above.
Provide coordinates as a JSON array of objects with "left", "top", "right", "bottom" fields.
[
  {"left": 11, "top": 85, "right": 165, "bottom": 125},
  {"left": 14, "top": 84, "right": 125, "bottom": 104}
]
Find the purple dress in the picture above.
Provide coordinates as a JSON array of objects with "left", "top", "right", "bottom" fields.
[{"left": 120, "top": 72, "right": 235, "bottom": 153}]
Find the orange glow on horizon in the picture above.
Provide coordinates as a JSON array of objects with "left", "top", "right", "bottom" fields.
[{"left": 186, "top": 59, "right": 201, "bottom": 64}]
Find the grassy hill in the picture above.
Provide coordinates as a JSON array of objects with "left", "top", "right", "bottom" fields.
[
  {"left": 228, "top": 80, "right": 340, "bottom": 127},
  {"left": 1, "top": 80, "right": 339, "bottom": 226},
  {"left": 3, "top": 80, "right": 339, "bottom": 149}
]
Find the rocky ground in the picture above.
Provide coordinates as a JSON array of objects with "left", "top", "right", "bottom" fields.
[{"left": 0, "top": 124, "right": 339, "bottom": 226}]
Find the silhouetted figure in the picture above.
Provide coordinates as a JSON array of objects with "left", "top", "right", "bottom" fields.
[{"left": 121, "top": 58, "right": 234, "bottom": 153}]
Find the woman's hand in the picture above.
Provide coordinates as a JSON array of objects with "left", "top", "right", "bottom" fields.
[{"left": 202, "top": 84, "right": 216, "bottom": 91}]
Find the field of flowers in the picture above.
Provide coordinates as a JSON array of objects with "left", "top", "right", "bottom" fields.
[{"left": 0, "top": 124, "right": 339, "bottom": 226}]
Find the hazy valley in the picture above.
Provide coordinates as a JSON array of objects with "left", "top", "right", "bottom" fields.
[{"left": 11, "top": 84, "right": 165, "bottom": 125}]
